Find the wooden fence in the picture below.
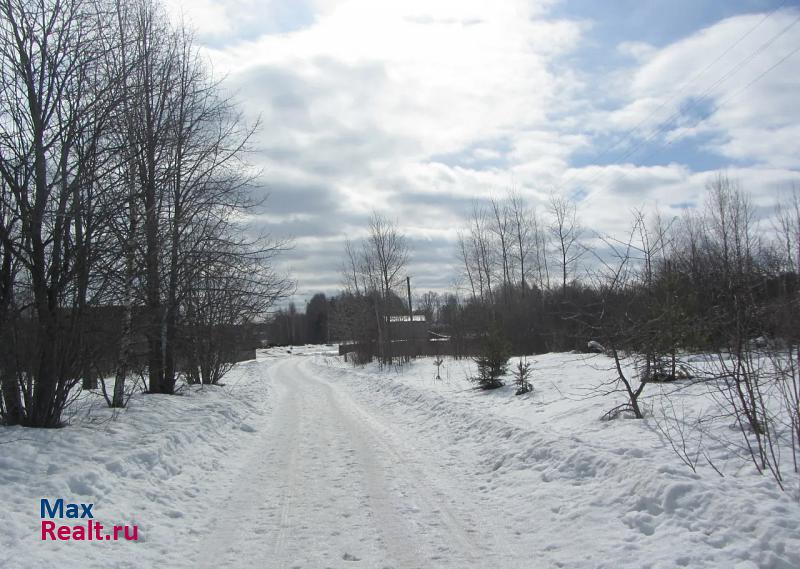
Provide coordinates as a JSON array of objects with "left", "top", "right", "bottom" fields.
[{"left": 338, "top": 338, "right": 483, "bottom": 361}]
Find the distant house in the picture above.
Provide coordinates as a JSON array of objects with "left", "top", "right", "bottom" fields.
[{"left": 386, "top": 314, "right": 428, "bottom": 341}]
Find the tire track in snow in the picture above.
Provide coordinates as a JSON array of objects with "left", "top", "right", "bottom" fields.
[
  {"left": 194, "top": 358, "right": 298, "bottom": 569},
  {"left": 198, "top": 355, "right": 495, "bottom": 568},
  {"left": 326, "top": 389, "right": 429, "bottom": 569},
  {"left": 271, "top": 359, "right": 301, "bottom": 568},
  {"left": 193, "top": 361, "right": 281, "bottom": 569},
  {"left": 347, "top": 399, "right": 483, "bottom": 564},
  {"left": 295, "top": 358, "right": 488, "bottom": 568}
]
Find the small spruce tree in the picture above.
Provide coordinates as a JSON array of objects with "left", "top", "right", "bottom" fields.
[
  {"left": 513, "top": 358, "right": 533, "bottom": 395},
  {"left": 472, "top": 327, "right": 510, "bottom": 390}
]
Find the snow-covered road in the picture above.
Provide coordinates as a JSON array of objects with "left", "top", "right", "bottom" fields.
[
  {"left": 3, "top": 348, "right": 799, "bottom": 569},
  {"left": 195, "top": 356, "right": 506, "bottom": 569}
]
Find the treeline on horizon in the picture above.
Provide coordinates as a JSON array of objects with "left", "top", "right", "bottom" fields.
[
  {"left": 0, "top": 0, "right": 291, "bottom": 428},
  {"left": 272, "top": 174, "right": 799, "bottom": 363}
]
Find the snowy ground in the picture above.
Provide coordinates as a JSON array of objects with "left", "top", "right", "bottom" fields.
[{"left": 1, "top": 347, "right": 799, "bottom": 568}]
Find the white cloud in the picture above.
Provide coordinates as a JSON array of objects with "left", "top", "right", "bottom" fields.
[
  {"left": 163, "top": 0, "right": 247, "bottom": 39},
  {"left": 606, "top": 10, "right": 800, "bottom": 168},
  {"left": 208, "top": 0, "right": 582, "bottom": 162},
  {"left": 197, "top": 1, "right": 587, "bottom": 292},
  {"left": 170, "top": 1, "right": 800, "bottom": 297}
]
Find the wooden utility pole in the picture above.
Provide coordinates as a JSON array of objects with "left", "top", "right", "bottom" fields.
[{"left": 406, "top": 276, "right": 413, "bottom": 321}]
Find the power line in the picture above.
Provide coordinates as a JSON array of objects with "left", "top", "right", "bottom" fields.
[
  {"left": 576, "top": 10, "right": 800, "bottom": 206},
  {"left": 666, "top": 40, "right": 800, "bottom": 145},
  {"left": 584, "top": 0, "right": 788, "bottom": 171}
]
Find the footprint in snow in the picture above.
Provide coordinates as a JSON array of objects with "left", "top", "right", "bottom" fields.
[{"left": 342, "top": 553, "right": 361, "bottom": 561}]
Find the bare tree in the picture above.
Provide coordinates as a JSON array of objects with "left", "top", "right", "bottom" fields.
[
  {"left": 0, "top": 178, "right": 22, "bottom": 423},
  {"left": 530, "top": 206, "right": 550, "bottom": 291},
  {"left": 114, "top": 0, "right": 179, "bottom": 394},
  {"left": 365, "top": 212, "right": 409, "bottom": 301},
  {"left": 417, "top": 290, "right": 440, "bottom": 323},
  {"left": 160, "top": 23, "right": 259, "bottom": 393},
  {"left": 334, "top": 213, "right": 409, "bottom": 364},
  {"left": 467, "top": 203, "right": 495, "bottom": 303},
  {"left": 184, "top": 233, "right": 292, "bottom": 385},
  {"left": 591, "top": 214, "right": 649, "bottom": 419},
  {"left": 590, "top": 209, "right": 677, "bottom": 419},
  {"left": 701, "top": 176, "right": 786, "bottom": 486},
  {"left": 705, "top": 174, "right": 759, "bottom": 286},
  {"left": 508, "top": 190, "right": 532, "bottom": 295},
  {"left": 342, "top": 237, "right": 363, "bottom": 296},
  {"left": 774, "top": 184, "right": 800, "bottom": 273},
  {"left": 0, "top": 0, "right": 120, "bottom": 426},
  {"left": 548, "top": 194, "right": 584, "bottom": 295},
  {"left": 0, "top": 0, "right": 292, "bottom": 420},
  {"left": 457, "top": 230, "right": 478, "bottom": 300},
  {"left": 489, "top": 196, "right": 513, "bottom": 298}
]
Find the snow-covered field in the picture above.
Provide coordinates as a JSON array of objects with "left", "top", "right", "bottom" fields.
[{"left": 1, "top": 347, "right": 798, "bottom": 569}]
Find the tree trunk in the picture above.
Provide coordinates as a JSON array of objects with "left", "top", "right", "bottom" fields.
[
  {"left": 112, "top": 190, "right": 137, "bottom": 408},
  {"left": 27, "top": 114, "right": 61, "bottom": 427},
  {"left": 143, "top": 162, "right": 164, "bottom": 393},
  {"left": 0, "top": 247, "right": 22, "bottom": 424}
]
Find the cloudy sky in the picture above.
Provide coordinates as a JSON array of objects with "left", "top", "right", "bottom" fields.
[{"left": 164, "top": 0, "right": 800, "bottom": 305}]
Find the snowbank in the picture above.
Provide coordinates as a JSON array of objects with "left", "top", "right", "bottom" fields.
[
  {"left": 0, "top": 356, "right": 275, "bottom": 569},
  {"left": 2, "top": 345, "right": 798, "bottom": 569},
  {"left": 309, "top": 350, "right": 800, "bottom": 569}
]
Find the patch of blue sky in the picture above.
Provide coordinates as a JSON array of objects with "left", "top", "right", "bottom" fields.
[
  {"left": 569, "top": 94, "right": 746, "bottom": 171},
  {"left": 570, "top": 128, "right": 732, "bottom": 171},
  {"left": 198, "top": 0, "right": 316, "bottom": 48},
  {"left": 550, "top": 0, "right": 785, "bottom": 51},
  {"left": 429, "top": 138, "right": 512, "bottom": 171},
  {"left": 547, "top": 0, "right": 791, "bottom": 102},
  {"left": 267, "top": 0, "right": 315, "bottom": 34}
]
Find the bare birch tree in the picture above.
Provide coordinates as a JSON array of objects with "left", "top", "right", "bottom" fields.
[
  {"left": 548, "top": 194, "right": 584, "bottom": 295},
  {"left": 0, "top": 0, "right": 120, "bottom": 425},
  {"left": 489, "top": 197, "right": 513, "bottom": 299},
  {"left": 508, "top": 190, "right": 532, "bottom": 296}
]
